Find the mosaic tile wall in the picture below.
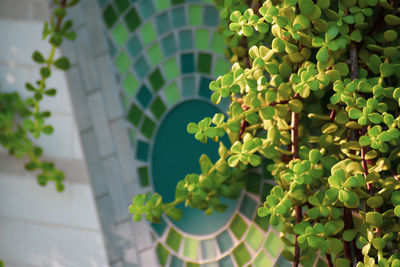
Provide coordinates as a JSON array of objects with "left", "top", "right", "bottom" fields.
[{"left": 96, "top": 0, "right": 329, "bottom": 266}]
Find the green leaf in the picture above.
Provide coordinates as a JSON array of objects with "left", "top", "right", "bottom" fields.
[
  {"left": 326, "top": 26, "right": 339, "bottom": 41},
  {"left": 261, "top": 106, "right": 275, "bottom": 120},
  {"left": 366, "top": 211, "right": 383, "bottom": 227},
  {"left": 343, "top": 229, "right": 357, "bottom": 242},
  {"left": 40, "top": 67, "right": 51, "bottom": 78},
  {"left": 32, "top": 51, "right": 45, "bottom": 63},
  {"left": 187, "top": 122, "right": 199, "bottom": 134},
  {"left": 248, "top": 154, "right": 261, "bottom": 166},
  {"left": 242, "top": 25, "right": 254, "bottom": 36},
  {"left": 350, "top": 30, "right": 362, "bottom": 42},
  {"left": 299, "top": 0, "right": 315, "bottom": 15},
  {"left": 54, "top": 57, "right": 70, "bottom": 70},
  {"left": 204, "top": 127, "right": 217, "bottom": 138},
  {"left": 288, "top": 99, "right": 303, "bottom": 113},
  {"left": 228, "top": 155, "right": 240, "bottom": 167},
  {"left": 316, "top": 46, "right": 328, "bottom": 62},
  {"left": 380, "top": 63, "right": 394, "bottom": 78},
  {"left": 348, "top": 108, "right": 363, "bottom": 119},
  {"left": 42, "top": 125, "right": 54, "bottom": 135}
]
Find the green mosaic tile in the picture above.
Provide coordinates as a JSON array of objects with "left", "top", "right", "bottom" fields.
[
  {"left": 216, "top": 230, "right": 233, "bottom": 253},
  {"left": 254, "top": 212, "right": 270, "bottom": 232},
  {"left": 112, "top": 22, "right": 129, "bottom": 46},
  {"left": 114, "top": 0, "right": 129, "bottom": 13},
  {"left": 186, "top": 262, "right": 199, "bottom": 267},
  {"left": 114, "top": 51, "right": 131, "bottom": 74},
  {"left": 184, "top": 237, "right": 198, "bottom": 260},
  {"left": 262, "top": 158, "right": 275, "bottom": 180},
  {"left": 166, "top": 228, "right": 182, "bottom": 252},
  {"left": 150, "top": 96, "right": 167, "bottom": 119},
  {"left": 264, "top": 231, "right": 281, "bottom": 258},
  {"left": 164, "top": 82, "right": 180, "bottom": 106},
  {"left": 103, "top": 5, "right": 118, "bottom": 28},
  {"left": 195, "top": 29, "right": 209, "bottom": 50},
  {"left": 123, "top": 73, "right": 139, "bottom": 97},
  {"left": 232, "top": 243, "right": 251, "bottom": 266},
  {"left": 163, "top": 57, "right": 179, "bottom": 80},
  {"left": 127, "top": 103, "right": 142, "bottom": 126},
  {"left": 245, "top": 225, "right": 264, "bottom": 252},
  {"left": 147, "top": 44, "right": 163, "bottom": 66},
  {"left": 253, "top": 251, "right": 272, "bottom": 267},
  {"left": 155, "top": 0, "right": 170, "bottom": 11},
  {"left": 188, "top": 5, "right": 202, "bottom": 26},
  {"left": 201, "top": 239, "right": 216, "bottom": 260},
  {"left": 245, "top": 172, "right": 261, "bottom": 195},
  {"left": 128, "top": 128, "right": 136, "bottom": 145},
  {"left": 197, "top": 53, "right": 212, "bottom": 74},
  {"left": 136, "top": 140, "right": 149, "bottom": 161},
  {"left": 261, "top": 182, "right": 274, "bottom": 202},
  {"left": 138, "top": 166, "right": 149, "bottom": 187},
  {"left": 240, "top": 195, "right": 257, "bottom": 219},
  {"left": 140, "top": 116, "right": 156, "bottom": 139},
  {"left": 214, "top": 57, "right": 231, "bottom": 77},
  {"left": 172, "top": 0, "right": 185, "bottom": 4},
  {"left": 156, "top": 243, "right": 169, "bottom": 266},
  {"left": 170, "top": 256, "right": 183, "bottom": 267},
  {"left": 140, "top": 22, "right": 157, "bottom": 46},
  {"left": 211, "top": 31, "right": 225, "bottom": 55},
  {"left": 148, "top": 68, "right": 165, "bottom": 92},
  {"left": 124, "top": 7, "right": 141, "bottom": 32},
  {"left": 137, "top": 85, "right": 152, "bottom": 108},
  {"left": 229, "top": 214, "right": 247, "bottom": 239}
]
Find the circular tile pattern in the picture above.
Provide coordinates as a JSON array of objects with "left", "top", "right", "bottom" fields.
[{"left": 98, "top": 0, "right": 327, "bottom": 266}]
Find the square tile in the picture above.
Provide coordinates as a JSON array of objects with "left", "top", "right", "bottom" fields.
[
  {"left": 211, "top": 31, "right": 225, "bottom": 55},
  {"left": 179, "top": 30, "right": 193, "bottom": 50},
  {"left": 156, "top": 12, "right": 171, "bottom": 35},
  {"left": 182, "top": 76, "right": 195, "bottom": 96},
  {"left": 123, "top": 72, "right": 139, "bottom": 96},
  {"left": 219, "top": 255, "right": 234, "bottom": 267},
  {"left": 139, "top": 0, "right": 155, "bottom": 20},
  {"left": 164, "top": 82, "right": 180, "bottom": 106},
  {"left": 136, "top": 140, "right": 149, "bottom": 161},
  {"left": 150, "top": 96, "right": 167, "bottom": 119},
  {"left": 127, "top": 103, "right": 142, "bottom": 126},
  {"left": 148, "top": 68, "right": 165, "bottom": 92},
  {"left": 195, "top": 29, "right": 209, "bottom": 50},
  {"left": 112, "top": 22, "right": 129, "bottom": 46},
  {"left": 253, "top": 251, "right": 272, "bottom": 267},
  {"left": 245, "top": 225, "right": 264, "bottom": 252},
  {"left": 245, "top": 172, "right": 261, "bottom": 195},
  {"left": 261, "top": 182, "right": 274, "bottom": 202},
  {"left": 180, "top": 53, "right": 194, "bottom": 73},
  {"left": 216, "top": 230, "right": 233, "bottom": 253},
  {"left": 155, "top": 0, "right": 170, "bottom": 11},
  {"left": 188, "top": 5, "right": 202, "bottom": 26},
  {"left": 232, "top": 243, "right": 251, "bottom": 266},
  {"left": 166, "top": 228, "right": 182, "bottom": 252},
  {"left": 126, "top": 35, "right": 142, "bottom": 58},
  {"left": 229, "top": 214, "right": 247, "bottom": 239},
  {"left": 137, "top": 166, "right": 149, "bottom": 186},
  {"left": 197, "top": 52, "right": 212, "bottom": 74},
  {"left": 156, "top": 243, "right": 169, "bottom": 266},
  {"left": 184, "top": 237, "right": 198, "bottom": 260},
  {"left": 136, "top": 85, "right": 153, "bottom": 108},
  {"left": 161, "top": 34, "right": 177, "bottom": 57},
  {"left": 170, "top": 256, "right": 183, "bottom": 267},
  {"left": 240, "top": 194, "right": 257, "bottom": 219},
  {"left": 140, "top": 21, "right": 156, "bottom": 45},
  {"left": 201, "top": 239, "right": 217, "bottom": 260},
  {"left": 140, "top": 116, "right": 156, "bottom": 139},
  {"left": 214, "top": 57, "right": 231, "bottom": 77},
  {"left": 264, "top": 231, "right": 282, "bottom": 257},
  {"left": 103, "top": 5, "right": 118, "bottom": 28},
  {"left": 163, "top": 57, "right": 179, "bottom": 80},
  {"left": 114, "top": 50, "right": 131, "bottom": 74},
  {"left": 172, "top": 7, "right": 186, "bottom": 28},
  {"left": 199, "top": 77, "right": 212, "bottom": 99},
  {"left": 115, "top": 0, "right": 129, "bottom": 13},
  {"left": 124, "top": 7, "right": 141, "bottom": 32},
  {"left": 134, "top": 56, "right": 150, "bottom": 77},
  {"left": 203, "top": 6, "right": 219, "bottom": 26},
  {"left": 172, "top": 0, "right": 185, "bottom": 4},
  {"left": 147, "top": 43, "right": 163, "bottom": 66}
]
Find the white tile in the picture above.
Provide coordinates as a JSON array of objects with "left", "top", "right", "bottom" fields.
[
  {"left": 26, "top": 223, "right": 108, "bottom": 267},
  {"left": 71, "top": 121, "right": 84, "bottom": 159},
  {"left": 139, "top": 248, "right": 159, "bottom": 267},
  {"left": 0, "top": 65, "right": 31, "bottom": 98},
  {"left": 69, "top": 183, "right": 100, "bottom": 230},
  {"left": 0, "top": 218, "right": 25, "bottom": 265},
  {"left": 0, "top": 174, "right": 69, "bottom": 225},
  {"left": 33, "top": 114, "right": 74, "bottom": 159}
]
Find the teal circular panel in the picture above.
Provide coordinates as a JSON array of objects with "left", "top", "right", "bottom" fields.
[{"left": 152, "top": 100, "right": 237, "bottom": 235}]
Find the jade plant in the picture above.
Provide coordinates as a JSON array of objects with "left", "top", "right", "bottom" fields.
[
  {"left": 0, "top": 0, "right": 78, "bottom": 191},
  {"left": 130, "top": 0, "right": 400, "bottom": 266}
]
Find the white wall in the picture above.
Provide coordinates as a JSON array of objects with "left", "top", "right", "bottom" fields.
[{"left": 0, "top": 0, "right": 108, "bottom": 266}]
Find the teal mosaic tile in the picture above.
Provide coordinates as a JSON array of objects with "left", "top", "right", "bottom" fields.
[
  {"left": 182, "top": 76, "right": 195, "bottom": 96},
  {"left": 127, "top": 103, "right": 142, "bottom": 126},
  {"left": 240, "top": 195, "right": 257, "bottom": 220},
  {"left": 197, "top": 53, "right": 212, "bottom": 74},
  {"left": 203, "top": 6, "right": 219, "bottom": 27},
  {"left": 103, "top": 5, "right": 118, "bottom": 28},
  {"left": 161, "top": 34, "right": 177, "bottom": 57},
  {"left": 172, "top": 7, "right": 186, "bottom": 28},
  {"left": 246, "top": 172, "right": 261, "bottom": 195},
  {"left": 219, "top": 255, "right": 235, "bottom": 267},
  {"left": 136, "top": 140, "right": 149, "bottom": 161},
  {"left": 126, "top": 35, "right": 142, "bottom": 58},
  {"left": 156, "top": 13, "right": 171, "bottom": 35},
  {"left": 107, "top": 37, "right": 117, "bottom": 57},
  {"left": 124, "top": 7, "right": 141, "bottom": 32},
  {"left": 181, "top": 53, "right": 194, "bottom": 73},
  {"left": 115, "top": 0, "right": 129, "bottom": 13},
  {"left": 148, "top": 68, "right": 165, "bottom": 92},
  {"left": 140, "top": 116, "right": 156, "bottom": 139},
  {"left": 170, "top": 256, "right": 184, "bottom": 267},
  {"left": 199, "top": 77, "right": 212, "bottom": 99},
  {"left": 98, "top": 0, "right": 108, "bottom": 8},
  {"left": 275, "top": 255, "right": 291, "bottom": 267},
  {"left": 201, "top": 239, "right": 216, "bottom": 260},
  {"left": 179, "top": 30, "right": 193, "bottom": 50},
  {"left": 151, "top": 217, "right": 167, "bottom": 236},
  {"left": 261, "top": 182, "right": 274, "bottom": 202},
  {"left": 139, "top": 0, "right": 155, "bottom": 19},
  {"left": 138, "top": 166, "right": 149, "bottom": 187},
  {"left": 137, "top": 85, "right": 152, "bottom": 108},
  {"left": 262, "top": 158, "right": 275, "bottom": 180},
  {"left": 216, "top": 230, "right": 233, "bottom": 253},
  {"left": 134, "top": 56, "right": 150, "bottom": 77}
]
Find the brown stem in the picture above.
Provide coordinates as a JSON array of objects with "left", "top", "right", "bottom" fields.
[
  {"left": 326, "top": 253, "right": 334, "bottom": 267},
  {"left": 55, "top": 0, "right": 67, "bottom": 31},
  {"left": 329, "top": 109, "right": 336, "bottom": 122},
  {"left": 293, "top": 205, "right": 302, "bottom": 267}
]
